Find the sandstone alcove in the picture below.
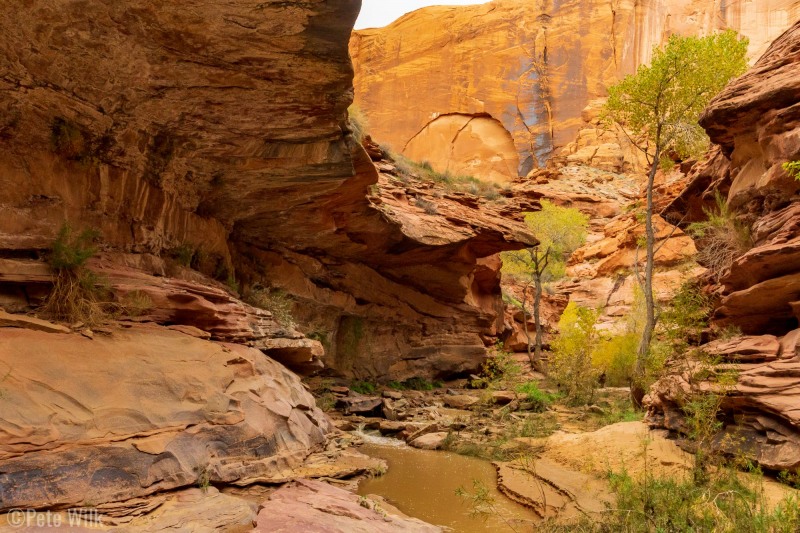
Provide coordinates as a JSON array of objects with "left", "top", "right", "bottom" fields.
[{"left": 402, "top": 113, "right": 520, "bottom": 183}]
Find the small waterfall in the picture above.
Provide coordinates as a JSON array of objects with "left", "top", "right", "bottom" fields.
[{"left": 353, "top": 424, "right": 406, "bottom": 447}]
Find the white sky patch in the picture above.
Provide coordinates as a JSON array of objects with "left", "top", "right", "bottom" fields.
[{"left": 354, "top": 0, "right": 493, "bottom": 30}]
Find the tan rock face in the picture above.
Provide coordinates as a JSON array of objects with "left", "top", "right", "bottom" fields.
[
  {"left": 403, "top": 113, "right": 519, "bottom": 183},
  {"left": 569, "top": 213, "right": 696, "bottom": 278},
  {"left": 554, "top": 98, "right": 650, "bottom": 174},
  {"left": 0, "top": 0, "right": 357, "bottom": 255},
  {"left": 350, "top": 0, "right": 798, "bottom": 174},
  {"left": 233, "top": 154, "right": 536, "bottom": 381},
  {"left": 506, "top": 165, "right": 700, "bottom": 335},
  {"left": 0, "top": 325, "right": 331, "bottom": 511}
]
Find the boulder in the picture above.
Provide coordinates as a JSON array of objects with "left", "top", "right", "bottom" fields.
[
  {"left": 0, "top": 325, "right": 331, "bottom": 511},
  {"left": 491, "top": 391, "right": 518, "bottom": 405},
  {"left": 443, "top": 394, "right": 480, "bottom": 410},
  {"left": 378, "top": 421, "right": 408, "bottom": 434},
  {"left": 409, "top": 432, "right": 450, "bottom": 451},
  {"left": 336, "top": 395, "right": 383, "bottom": 416},
  {"left": 382, "top": 398, "right": 409, "bottom": 421}
]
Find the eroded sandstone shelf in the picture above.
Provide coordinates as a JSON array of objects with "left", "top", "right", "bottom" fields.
[{"left": 648, "top": 20, "right": 800, "bottom": 470}]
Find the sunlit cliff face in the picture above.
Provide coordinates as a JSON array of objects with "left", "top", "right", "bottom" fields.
[{"left": 350, "top": 0, "right": 799, "bottom": 176}]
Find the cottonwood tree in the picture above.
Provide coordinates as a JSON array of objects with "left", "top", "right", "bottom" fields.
[
  {"left": 604, "top": 30, "right": 748, "bottom": 404},
  {"left": 502, "top": 200, "right": 587, "bottom": 371}
]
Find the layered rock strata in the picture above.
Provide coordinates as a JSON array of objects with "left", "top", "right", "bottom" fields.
[
  {"left": 648, "top": 21, "right": 800, "bottom": 469},
  {"left": 504, "top": 165, "right": 701, "bottom": 336},
  {"left": 0, "top": 324, "right": 331, "bottom": 511},
  {"left": 0, "top": 0, "right": 534, "bottom": 523},
  {"left": 241, "top": 154, "right": 537, "bottom": 380},
  {"left": 0, "top": 0, "right": 532, "bottom": 383}
]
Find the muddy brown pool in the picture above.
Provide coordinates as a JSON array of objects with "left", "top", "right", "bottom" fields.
[{"left": 358, "top": 442, "right": 539, "bottom": 532}]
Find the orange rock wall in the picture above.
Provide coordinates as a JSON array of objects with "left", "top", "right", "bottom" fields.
[
  {"left": 403, "top": 113, "right": 519, "bottom": 183},
  {"left": 350, "top": 0, "right": 800, "bottom": 176}
]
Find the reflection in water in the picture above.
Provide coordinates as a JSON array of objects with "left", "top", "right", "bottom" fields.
[{"left": 358, "top": 443, "right": 539, "bottom": 532}]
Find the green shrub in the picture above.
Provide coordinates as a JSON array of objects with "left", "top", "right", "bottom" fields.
[
  {"left": 514, "top": 381, "right": 557, "bottom": 412},
  {"left": 517, "top": 412, "right": 559, "bottom": 438},
  {"left": 42, "top": 223, "right": 106, "bottom": 325},
  {"left": 348, "top": 104, "right": 369, "bottom": 142},
  {"left": 470, "top": 347, "right": 522, "bottom": 390},
  {"left": 783, "top": 160, "right": 800, "bottom": 180},
  {"left": 351, "top": 380, "right": 377, "bottom": 395},
  {"left": 444, "top": 413, "right": 558, "bottom": 462},
  {"left": 171, "top": 243, "right": 196, "bottom": 267},
  {"left": 546, "top": 460, "right": 800, "bottom": 532},
  {"left": 316, "top": 392, "right": 335, "bottom": 412},
  {"left": 245, "top": 286, "right": 296, "bottom": 329},
  {"left": 593, "top": 284, "right": 670, "bottom": 393},
  {"left": 225, "top": 274, "right": 239, "bottom": 294},
  {"left": 651, "top": 280, "right": 711, "bottom": 387},
  {"left": 778, "top": 469, "right": 800, "bottom": 490},
  {"left": 401, "top": 377, "right": 443, "bottom": 390},
  {"left": 688, "top": 192, "right": 752, "bottom": 280},
  {"left": 49, "top": 223, "right": 99, "bottom": 271},
  {"left": 550, "top": 302, "right": 602, "bottom": 405}
]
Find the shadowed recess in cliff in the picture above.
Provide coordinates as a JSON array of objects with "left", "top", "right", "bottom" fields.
[{"left": 0, "top": 0, "right": 536, "bottom": 385}]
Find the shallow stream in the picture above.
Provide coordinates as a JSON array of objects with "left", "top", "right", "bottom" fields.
[{"left": 358, "top": 440, "right": 539, "bottom": 532}]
